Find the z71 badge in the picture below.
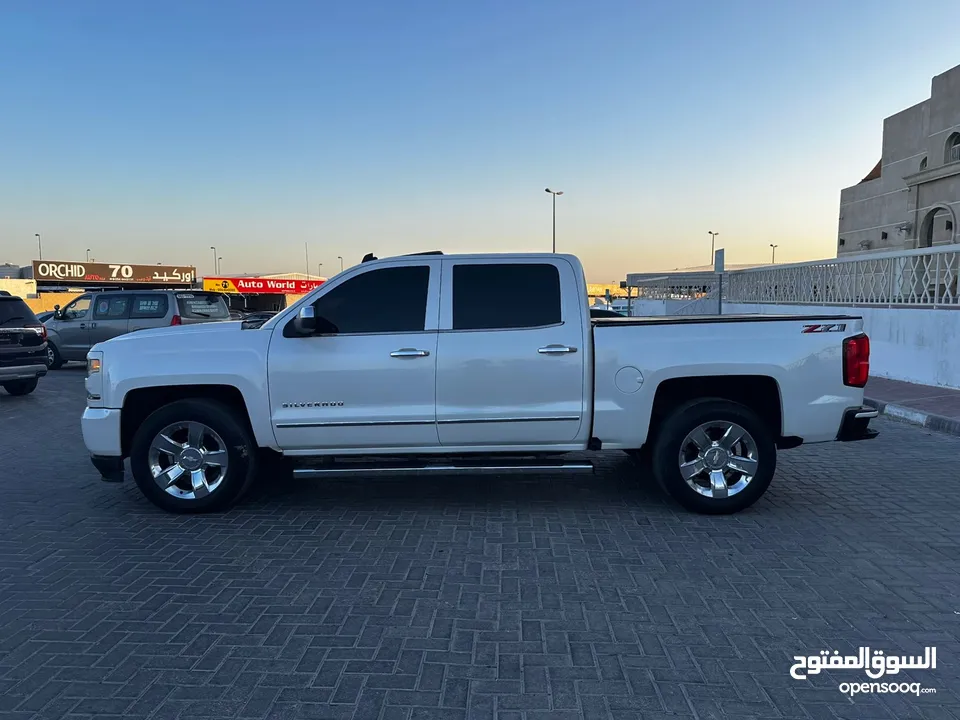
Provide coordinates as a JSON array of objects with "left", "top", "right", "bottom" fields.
[{"left": 801, "top": 323, "right": 847, "bottom": 333}]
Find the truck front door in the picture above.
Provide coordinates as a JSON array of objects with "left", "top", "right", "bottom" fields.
[
  {"left": 268, "top": 260, "right": 441, "bottom": 451},
  {"left": 435, "top": 258, "right": 587, "bottom": 447}
]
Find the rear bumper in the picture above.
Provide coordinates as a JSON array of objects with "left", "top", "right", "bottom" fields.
[
  {"left": 0, "top": 363, "right": 47, "bottom": 382},
  {"left": 836, "top": 405, "right": 880, "bottom": 442},
  {"left": 91, "top": 455, "right": 125, "bottom": 483}
]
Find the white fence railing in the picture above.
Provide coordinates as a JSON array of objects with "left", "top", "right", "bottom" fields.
[{"left": 629, "top": 245, "right": 960, "bottom": 310}]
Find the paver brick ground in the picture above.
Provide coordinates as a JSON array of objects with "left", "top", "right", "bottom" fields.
[{"left": 1, "top": 368, "right": 959, "bottom": 719}]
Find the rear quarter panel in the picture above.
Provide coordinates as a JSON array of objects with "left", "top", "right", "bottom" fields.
[{"left": 592, "top": 316, "right": 866, "bottom": 448}]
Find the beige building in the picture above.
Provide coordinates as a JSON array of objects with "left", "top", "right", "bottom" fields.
[{"left": 838, "top": 63, "right": 960, "bottom": 255}]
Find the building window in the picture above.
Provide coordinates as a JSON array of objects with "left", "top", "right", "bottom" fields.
[
  {"left": 946, "top": 132, "right": 960, "bottom": 164},
  {"left": 919, "top": 157, "right": 928, "bottom": 171}
]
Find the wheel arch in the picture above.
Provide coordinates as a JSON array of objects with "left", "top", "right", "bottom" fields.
[
  {"left": 120, "top": 384, "right": 258, "bottom": 456},
  {"left": 649, "top": 375, "right": 783, "bottom": 441}
]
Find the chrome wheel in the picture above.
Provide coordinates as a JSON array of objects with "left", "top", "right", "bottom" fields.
[
  {"left": 46, "top": 346, "right": 56, "bottom": 368},
  {"left": 148, "top": 421, "right": 229, "bottom": 500},
  {"left": 678, "top": 421, "right": 759, "bottom": 499}
]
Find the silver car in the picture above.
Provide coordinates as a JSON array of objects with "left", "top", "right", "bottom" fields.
[{"left": 44, "top": 290, "right": 231, "bottom": 369}]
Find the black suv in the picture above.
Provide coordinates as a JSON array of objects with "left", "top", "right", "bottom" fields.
[{"left": 0, "top": 295, "right": 48, "bottom": 396}]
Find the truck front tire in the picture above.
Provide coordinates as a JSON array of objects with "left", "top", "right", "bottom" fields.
[
  {"left": 129, "top": 398, "right": 259, "bottom": 513},
  {"left": 651, "top": 399, "right": 776, "bottom": 514}
]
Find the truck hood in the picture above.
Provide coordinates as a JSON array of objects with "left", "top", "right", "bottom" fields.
[{"left": 112, "top": 321, "right": 245, "bottom": 342}]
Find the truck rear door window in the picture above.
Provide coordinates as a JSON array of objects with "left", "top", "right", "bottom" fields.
[
  {"left": 176, "top": 294, "right": 230, "bottom": 319},
  {"left": 452, "top": 263, "right": 561, "bottom": 330}
]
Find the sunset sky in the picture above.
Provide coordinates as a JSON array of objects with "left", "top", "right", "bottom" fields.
[{"left": 2, "top": 0, "right": 960, "bottom": 281}]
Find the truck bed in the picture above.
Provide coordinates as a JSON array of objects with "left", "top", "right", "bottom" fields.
[{"left": 592, "top": 313, "right": 861, "bottom": 327}]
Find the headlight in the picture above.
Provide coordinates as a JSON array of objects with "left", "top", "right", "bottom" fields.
[{"left": 86, "top": 351, "right": 104, "bottom": 405}]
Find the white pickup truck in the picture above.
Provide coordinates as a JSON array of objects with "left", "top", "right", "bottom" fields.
[{"left": 81, "top": 251, "right": 878, "bottom": 515}]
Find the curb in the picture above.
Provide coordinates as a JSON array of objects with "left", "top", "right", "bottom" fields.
[{"left": 864, "top": 397, "right": 960, "bottom": 438}]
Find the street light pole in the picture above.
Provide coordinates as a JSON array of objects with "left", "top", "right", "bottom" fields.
[
  {"left": 305, "top": 243, "right": 309, "bottom": 276},
  {"left": 317, "top": 262, "right": 323, "bottom": 277},
  {"left": 86, "top": 249, "right": 90, "bottom": 262},
  {"left": 218, "top": 257, "right": 223, "bottom": 274},
  {"left": 545, "top": 188, "right": 564, "bottom": 253},
  {"left": 338, "top": 256, "right": 343, "bottom": 273},
  {"left": 770, "top": 244, "right": 778, "bottom": 264},
  {"left": 708, "top": 231, "right": 719, "bottom": 265},
  {"left": 35, "top": 233, "right": 42, "bottom": 261},
  {"left": 210, "top": 246, "right": 217, "bottom": 275}
]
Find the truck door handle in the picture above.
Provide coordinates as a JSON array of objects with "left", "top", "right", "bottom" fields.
[
  {"left": 538, "top": 345, "right": 577, "bottom": 354},
  {"left": 390, "top": 348, "right": 430, "bottom": 358},
  {"left": 79, "top": 323, "right": 86, "bottom": 329}
]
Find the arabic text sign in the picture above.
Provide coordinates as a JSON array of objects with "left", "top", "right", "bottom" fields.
[
  {"left": 790, "top": 646, "right": 936, "bottom": 681},
  {"left": 33, "top": 261, "right": 196, "bottom": 285},
  {"left": 203, "top": 277, "right": 326, "bottom": 295}
]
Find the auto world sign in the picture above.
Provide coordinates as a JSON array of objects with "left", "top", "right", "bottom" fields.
[
  {"left": 202, "top": 277, "right": 326, "bottom": 294},
  {"left": 33, "top": 261, "right": 196, "bottom": 286}
]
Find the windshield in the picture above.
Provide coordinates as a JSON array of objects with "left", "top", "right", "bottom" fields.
[
  {"left": 176, "top": 293, "right": 230, "bottom": 319},
  {"left": 0, "top": 298, "right": 40, "bottom": 327}
]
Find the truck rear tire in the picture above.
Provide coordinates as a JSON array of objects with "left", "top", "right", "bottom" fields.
[
  {"left": 129, "top": 399, "right": 258, "bottom": 514},
  {"left": 650, "top": 398, "right": 775, "bottom": 514}
]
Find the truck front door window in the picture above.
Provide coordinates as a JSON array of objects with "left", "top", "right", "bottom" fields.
[{"left": 311, "top": 266, "right": 430, "bottom": 333}]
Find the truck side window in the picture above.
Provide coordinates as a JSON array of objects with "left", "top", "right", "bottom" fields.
[
  {"left": 312, "top": 266, "right": 430, "bottom": 334},
  {"left": 453, "top": 263, "right": 561, "bottom": 330}
]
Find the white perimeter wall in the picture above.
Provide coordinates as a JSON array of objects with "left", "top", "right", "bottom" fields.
[{"left": 628, "top": 300, "right": 960, "bottom": 389}]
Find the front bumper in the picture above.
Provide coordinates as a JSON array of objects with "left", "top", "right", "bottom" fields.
[
  {"left": 836, "top": 405, "right": 880, "bottom": 442},
  {"left": 0, "top": 363, "right": 47, "bottom": 382},
  {"left": 81, "top": 407, "right": 123, "bottom": 457}
]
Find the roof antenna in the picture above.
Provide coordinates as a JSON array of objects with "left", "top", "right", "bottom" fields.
[{"left": 361, "top": 253, "right": 378, "bottom": 263}]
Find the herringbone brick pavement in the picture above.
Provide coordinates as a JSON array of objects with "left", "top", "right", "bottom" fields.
[{"left": 1, "top": 369, "right": 958, "bottom": 719}]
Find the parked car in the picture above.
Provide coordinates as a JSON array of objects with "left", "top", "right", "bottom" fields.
[
  {"left": 81, "top": 251, "right": 877, "bottom": 515},
  {"left": 589, "top": 308, "right": 624, "bottom": 318},
  {"left": 44, "top": 289, "right": 231, "bottom": 369},
  {"left": 0, "top": 294, "right": 48, "bottom": 396},
  {"left": 240, "top": 310, "right": 278, "bottom": 327}
]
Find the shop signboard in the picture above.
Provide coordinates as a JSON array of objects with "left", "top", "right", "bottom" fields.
[
  {"left": 203, "top": 276, "right": 326, "bottom": 294},
  {"left": 32, "top": 260, "right": 196, "bottom": 286}
]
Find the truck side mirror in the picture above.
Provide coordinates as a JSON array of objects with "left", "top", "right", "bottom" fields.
[
  {"left": 53, "top": 304, "right": 62, "bottom": 320},
  {"left": 293, "top": 306, "right": 317, "bottom": 335}
]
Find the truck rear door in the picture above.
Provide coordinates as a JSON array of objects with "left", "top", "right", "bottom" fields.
[{"left": 435, "top": 257, "right": 587, "bottom": 447}]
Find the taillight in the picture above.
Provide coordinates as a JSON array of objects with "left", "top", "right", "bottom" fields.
[
  {"left": 171, "top": 315, "right": 182, "bottom": 326},
  {"left": 843, "top": 333, "right": 870, "bottom": 387},
  {"left": 27, "top": 323, "right": 47, "bottom": 340}
]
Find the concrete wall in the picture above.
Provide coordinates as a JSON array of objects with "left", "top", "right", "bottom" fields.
[
  {"left": 722, "top": 303, "right": 960, "bottom": 390},
  {"left": 0, "top": 279, "right": 38, "bottom": 298}
]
